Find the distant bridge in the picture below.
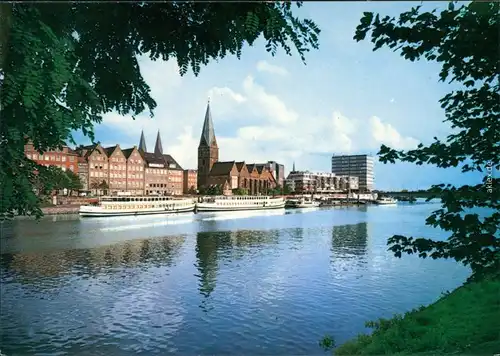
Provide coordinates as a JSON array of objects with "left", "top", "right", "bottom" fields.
[{"left": 382, "top": 191, "right": 437, "bottom": 199}]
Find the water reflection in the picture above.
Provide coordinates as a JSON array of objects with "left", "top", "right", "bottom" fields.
[
  {"left": 330, "top": 223, "right": 368, "bottom": 270},
  {"left": 194, "top": 229, "right": 282, "bottom": 308},
  {"left": 195, "top": 231, "right": 232, "bottom": 299},
  {"left": 0, "top": 235, "right": 185, "bottom": 284}
]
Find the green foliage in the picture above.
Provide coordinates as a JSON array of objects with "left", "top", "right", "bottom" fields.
[
  {"left": 232, "top": 188, "right": 248, "bottom": 196},
  {"left": 204, "top": 185, "right": 223, "bottom": 196},
  {"left": 283, "top": 183, "right": 293, "bottom": 195},
  {"left": 65, "top": 170, "right": 83, "bottom": 192},
  {"left": 319, "top": 335, "right": 336, "bottom": 352},
  {"left": 355, "top": 1, "right": 499, "bottom": 280},
  {"left": 0, "top": 3, "right": 320, "bottom": 220},
  {"left": 98, "top": 180, "right": 108, "bottom": 190},
  {"left": 334, "top": 274, "right": 500, "bottom": 355}
]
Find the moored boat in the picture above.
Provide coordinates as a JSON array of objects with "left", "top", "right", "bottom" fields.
[
  {"left": 196, "top": 195, "right": 286, "bottom": 212},
  {"left": 79, "top": 195, "right": 196, "bottom": 217},
  {"left": 375, "top": 197, "right": 398, "bottom": 205},
  {"left": 285, "top": 197, "right": 321, "bottom": 209}
]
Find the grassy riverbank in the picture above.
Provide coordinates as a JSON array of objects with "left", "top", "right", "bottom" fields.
[{"left": 328, "top": 273, "right": 500, "bottom": 355}]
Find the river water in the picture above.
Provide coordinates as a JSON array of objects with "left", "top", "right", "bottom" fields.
[{"left": 0, "top": 201, "right": 469, "bottom": 355}]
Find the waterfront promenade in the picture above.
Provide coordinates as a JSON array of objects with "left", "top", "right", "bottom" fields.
[{"left": 0, "top": 201, "right": 469, "bottom": 355}]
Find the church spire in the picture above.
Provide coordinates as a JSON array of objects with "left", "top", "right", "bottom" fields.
[
  {"left": 139, "top": 130, "right": 147, "bottom": 152},
  {"left": 154, "top": 130, "right": 163, "bottom": 156},
  {"left": 292, "top": 161, "right": 296, "bottom": 172},
  {"left": 199, "top": 99, "right": 217, "bottom": 147}
]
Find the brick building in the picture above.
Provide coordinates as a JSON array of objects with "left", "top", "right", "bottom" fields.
[
  {"left": 205, "top": 161, "right": 276, "bottom": 195},
  {"left": 142, "top": 130, "right": 184, "bottom": 196},
  {"left": 258, "top": 161, "right": 285, "bottom": 187},
  {"left": 104, "top": 145, "right": 128, "bottom": 195},
  {"left": 196, "top": 102, "right": 277, "bottom": 195},
  {"left": 24, "top": 142, "right": 79, "bottom": 173},
  {"left": 122, "top": 146, "right": 145, "bottom": 195},
  {"left": 77, "top": 144, "right": 109, "bottom": 195},
  {"left": 183, "top": 169, "right": 197, "bottom": 194},
  {"left": 77, "top": 156, "right": 89, "bottom": 190}
]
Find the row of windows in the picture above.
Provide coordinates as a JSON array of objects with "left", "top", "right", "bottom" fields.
[
  {"left": 27, "top": 154, "right": 75, "bottom": 162},
  {"left": 37, "top": 163, "right": 75, "bottom": 172},
  {"left": 128, "top": 165, "right": 143, "bottom": 171},
  {"left": 146, "top": 190, "right": 183, "bottom": 195},
  {"left": 146, "top": 168, "right": 167, "bottom": 174}
]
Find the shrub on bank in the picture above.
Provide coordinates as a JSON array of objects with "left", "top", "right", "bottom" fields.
[{"left": 323, "top": 274, "right": 500, "bottom": 355}]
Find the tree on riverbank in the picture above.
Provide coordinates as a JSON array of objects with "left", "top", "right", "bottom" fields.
[
  {"left": 0, "top": 2, "right": 320, "bottom": 220},
  {"left": 356, "top": 1, "right": 499, "bottom": 281}
]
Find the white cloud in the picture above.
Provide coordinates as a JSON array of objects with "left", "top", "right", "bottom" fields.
[
  {"left": 242, "top": 76, "right": 298, "bottom": 124},
  {"left": 96, "top": 58, "right": 419, "bottom": 174},
  {"left": 369, "top": 116, "right": 419, "bottom": 150},
  {"left": 256, "top": 60, "right": 289, "bottom": 76}
]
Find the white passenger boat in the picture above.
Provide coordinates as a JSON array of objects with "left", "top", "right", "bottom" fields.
[
  {"left": 79, "top": 195, "right": 196, "bottom": 217},
  {"left": 285, "top": 197, "right": 321, "bottom": 209},
  {"left": 196, "top": 195, "right": 286, "bottom": 212},
  {"left": 375, "top": 197, "right": 398, "bottom": 205}
]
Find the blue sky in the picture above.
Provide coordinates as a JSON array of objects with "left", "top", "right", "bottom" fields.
[{"left": 74, "top": 1, "right": 484, "bottom": 191}]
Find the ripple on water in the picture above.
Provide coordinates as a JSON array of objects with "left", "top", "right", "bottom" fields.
[{"left": 0, "top": 205, "right": 471, "bottom": 355}]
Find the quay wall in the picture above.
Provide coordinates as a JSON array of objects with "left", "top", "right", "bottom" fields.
[{"left": 42, "top": 205, "right": 80, "bottom": 215}]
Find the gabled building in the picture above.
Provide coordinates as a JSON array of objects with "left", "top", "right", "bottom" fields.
[
  {"left": 142, "top": 130, "right": 184, "bottom": 196},
  {"left": 104, "top": 144, "right": 127, "bottom": 195},
  {"left": 24, "top": 141, "right": 79, "bottom": 173},
  {"left": 122, "top": 146, "right": 145, "bottom": 195},
  {"left": 79, "top": 143, "right": 109, "bottom": 194}
]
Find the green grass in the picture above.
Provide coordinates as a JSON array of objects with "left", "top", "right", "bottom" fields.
[{"left": 331, "top": 274, "right": 500, "bottom": 355}]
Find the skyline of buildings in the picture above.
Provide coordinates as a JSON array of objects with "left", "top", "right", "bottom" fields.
[{"left": 24, "top": 103, "right": 377, "bottom": 196}]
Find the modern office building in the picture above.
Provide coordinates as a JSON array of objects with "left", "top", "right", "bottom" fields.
[{"left": 331, "top": 154, "right": 374, "bottom": 192}]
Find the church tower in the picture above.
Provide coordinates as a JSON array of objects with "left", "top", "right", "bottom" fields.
[
  {"left": 138, "top": 130, "right": 147, "bottom": 153},
  {"left": 154, "top": 130, "right": 163, "bottom": 156},
  {"left": 197, "top": 100, "right": 219, "bottom": 190}
]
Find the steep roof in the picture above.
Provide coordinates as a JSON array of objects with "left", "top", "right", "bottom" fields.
[
  {"left": 139, "top": 130, "right": 147, "bottom": 152},
  {"left": 210, "top": 161, "right": 235, "bottom": 176},
  {"left": 199, "top": 101, "right": 217, "bottom": 147},
  {"left": 143, "top": 152, "right": 165, "bottom": 166},
  {"left": 77, "top": 143, "right": 101, "bottom": 159},
  {"left": 163, "top": 154, "right": 183, "bottom": 170},
  {"left": 154, "top": 130, "right": 163, "bottom": 156},
  {"left": 235, "top": 161, "right": 247, "bottom": 172},
  {"left": 121, "top": 147, "right": 136, "bottom": 159},
  {"left": 246, "top": 163, "right": 257, "bottom": 173},
  {"left": 255, "top": 164, "right": 265, "bottom": 174},
  {"left": 103, "top": 145, "right": 119, "bottom": 157}
]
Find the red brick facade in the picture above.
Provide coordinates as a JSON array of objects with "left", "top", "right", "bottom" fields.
[
  {"left": 85, "top": 144, "right": 109, "bottom": 194},
  {"left": 183, "top": 169, "right": 197, "bottom": 194},
  {"left": 24, "top": 143, "right": 79, "bottom": 173},
  {"left": 105, "top": 145, "right": 127, "bottom": 194},
  {"left": 123, "top": 147, "right": 145, "bottom": 195},
  {"left": 205, "top": 161, "right": 277, "bottom": 195}
]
